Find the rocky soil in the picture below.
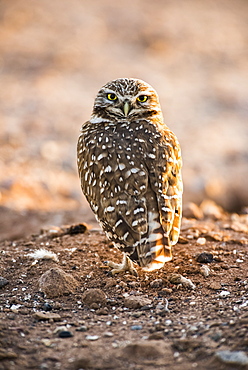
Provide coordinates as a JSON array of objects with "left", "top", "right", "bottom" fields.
[{"left": 1, "top": 203, "right": 248, "bottom": 370}]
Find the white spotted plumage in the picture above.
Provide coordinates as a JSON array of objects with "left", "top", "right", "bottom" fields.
[{"left": 77, "top": 78, "right": 183, "bottom": 272}]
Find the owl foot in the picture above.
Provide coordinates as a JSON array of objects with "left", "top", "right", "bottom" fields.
[{"left": 105, "top": 254, "right": 138, "bottom": 277}]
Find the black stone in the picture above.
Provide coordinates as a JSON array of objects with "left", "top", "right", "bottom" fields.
[
  {"left": 42, "top": 303, "right": 53, "bottom": 311},
  {"left": 58, "top": 331, "right": 73, "bottom": 338},
  {"left": 196, "top": 252, "right": 213, "bottom": 263},
  {"left": 0, "top": 276, "right": 9, "bottom": 288}
]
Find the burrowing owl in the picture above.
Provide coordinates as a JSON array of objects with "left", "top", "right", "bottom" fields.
[{"left": 77, "top": 78, "right": 183, "bottom": 275}]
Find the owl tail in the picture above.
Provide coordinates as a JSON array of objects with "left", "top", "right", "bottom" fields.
[
  {"left": 141, "top": 234, "right": 172, "bottom": 271},
  {"left": 137, "top": 210, "right": 173, "bottom": 271}
]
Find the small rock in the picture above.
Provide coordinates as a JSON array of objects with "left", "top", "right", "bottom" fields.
[
  {"left": 196, "top": 252, "right": 213, "bottom": 263},
  {"left": 169, "top": 274, "right": 196, "bottom": 289},
  {"left": 58, "top": 330, "right": 73, "bottom": 338},
  {"left": 131, "top": 311, "right": 143, "bottom": 318},
  {"left": 199, "top": 265, "right": 210, "bottom": 277},
  {"left": 82, "top": 288, "right": 107, "bottom": 308},
  {"left": 10, "top": 304, "right": 22, "bottom": 313},
  {"left": 41, "top": 339, "right": 53, "bottom": 347},
  {"left": 150, "top": 279, "right": 163, "bottom": 288},
  {"left": 96, "top": 307, "right": 109, "bottom": 315},
  {"left": 196, "top": 237, "right": 206, "bottom": 246},
  {"left": 103, "top": 331, "right": 114, "bottom": 337},
  {"left": 33, "top": 312, "right": 61, "bottom": 321},
  {"left": 124, "top": 296, "right": 152, "bottom": 309},
  {"left": 121, "top": 341, "right": 164, "bottom": 359},
  {"left": 85, "top": 335, "right": 99, "bottom": 341},
  {"left": 208, "top": 282, "right": 222, "bottom": 290},
  {"left": 148, "top": 332, "right": 164, "bottom": 340},
  {"left": 42, "top": 303, "right": 53, "bottom": 311},
  {"left": 39, "top": 267, "right": 79, "bottom": 298},
  {"left": 131, "top": 325, "right": 143, "bottom": 330},
  {"left": 76, "top": 325, "right": 88, "bottom": 332},
  {"left": 105, "top": 278, "right": 118, "bottom": 288},
  {"left": 210, "top": 331, "right": 222, "bottom": 342},
  {"left": 53, "top": 326, "right": 68, "bottom": 334},
  {"left": 236, "top": 259, "right": 244, "bottom": 263},
  {"left": 90, "top": 303, "right": 99, "bottom": 310},
  {"left": 0, "top": 276, "right": 9, "bottom": 288},
  {"left": 219, "top": 290, "right": 230, "bottom": 297},
  {"left": 216, "top": 350, "right": 248, "bottom": 366},
  {"left": 160, "top": 288, "right": 173, "bottom": 294}
]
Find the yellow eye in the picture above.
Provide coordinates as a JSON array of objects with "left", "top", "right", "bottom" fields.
[
  {"left": 137, "top": 95, "right": 148, "bottom": 103},
  {"left": 107, "top": 93, "right": 117, "bottom": 101}
]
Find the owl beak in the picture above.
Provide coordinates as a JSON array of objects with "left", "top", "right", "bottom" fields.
[{"left": 123, "top": 101, "right": 131, "bottom": 116}]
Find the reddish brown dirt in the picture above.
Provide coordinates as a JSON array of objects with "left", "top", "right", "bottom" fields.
[{"left": 1, "top": 211, "right": 248, "bottom": 370}]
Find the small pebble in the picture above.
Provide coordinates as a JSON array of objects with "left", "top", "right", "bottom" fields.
[
  {"left": 10, "top": 304, "right": 22, "bottom": 313},
  {"left": 169, "top": 274, "right": 196, "bottom": 289},
  {"left": 33, "top": 312, "right": 61, "bottom": 321},
  {"left": 85, "top": 335, "right": 99, "bottom": 341},
  {"left": 208, "top": 282, "right": 222, "bottom": 290},
  {"left": 42, "top": 303, "right": 53, "bottom": 311},
  {"left": 210, "top": 331, "right": 223, "bottom": 342},
  {"left": 103, "top": 332, "right": 114, "bottom": 337},
  {"left": 236, "top": 259, "right": 244, "bottom": 263},
  {"left": 196, "top": 252, "right": 213, "bottom": 263},
  {"left": 161, "top": 288, "right": 172, "bottom": 294},
  {"left": 196, "top": 237, "right": 206, "bottom": 245},
  {"left": 148, "top": 332, "right": 164, "bottom": 340},
  {"left": 58, "top": 331, "right": 73, "bottom": 338},
  {"left": 76, "top": 325, "right": 88, "bottom": 332},
  {"left": 41, "top": 339, "right": 53, "bottom": 347},
  {"left": 131, "top": 325, "right": 143, "bottom": 330},
  {"left": 150, "top": 279, "right": 163, "bottom": 288},
  {"left": 124, "top": 296, "right": 152, "bottom": 309},
  {"left": 219, "top": 291, "right": 230, "bottom": 297},
  {"left": 54, "top": 326, "right": 68, "bottom": 334},
  {"left": 216, "top": 350, "right": 248, "bottom": 366},
  {"left": 199, "top": 265, "right": 210, "bottom": 277},
  {"left": 0, "top": 276, "right": 9, "bottom": 288}
]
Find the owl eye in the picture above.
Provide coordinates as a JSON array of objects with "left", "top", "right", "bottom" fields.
[
  {"left": 107, "top": 93, "right": 117, "bottom": 101},
  {"left": 137, "top": 95, "right": 148, "bottom": 103}
]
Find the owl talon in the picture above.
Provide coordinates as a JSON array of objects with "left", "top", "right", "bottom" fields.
[{"left": 105, "top": 254, "right": 138, "bottom": 277}]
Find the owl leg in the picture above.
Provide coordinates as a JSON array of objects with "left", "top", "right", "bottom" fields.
[{"left": 105, "top": 253, "right": 138, "bottom": 277}]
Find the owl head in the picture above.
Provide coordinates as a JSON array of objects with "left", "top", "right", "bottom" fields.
[{"left": 91, "top": 78, "right": 163, "bottom": 121}]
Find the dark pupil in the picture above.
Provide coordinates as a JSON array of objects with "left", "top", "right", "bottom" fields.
[
  {"left": 139, "top": 95, "right": 146, "bottom": 101},
  {"left": 109, "top": 94, "right": 116, "bottom": 100}
]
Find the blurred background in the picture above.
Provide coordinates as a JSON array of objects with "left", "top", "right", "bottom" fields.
[{"left": 0, "top": 0, "right": 248, "bottom": 239}]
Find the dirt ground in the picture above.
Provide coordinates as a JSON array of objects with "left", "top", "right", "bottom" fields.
[{"left": 1, "top": 205, "right": 248, "bottom": 370}]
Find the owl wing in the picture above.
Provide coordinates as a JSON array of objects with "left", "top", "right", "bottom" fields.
[
  {"left": 77, "top": 121, "right": 149, "bottom": 253},
  {"left": 146, "top": 128, "right": 183, "bottom": 245}
]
